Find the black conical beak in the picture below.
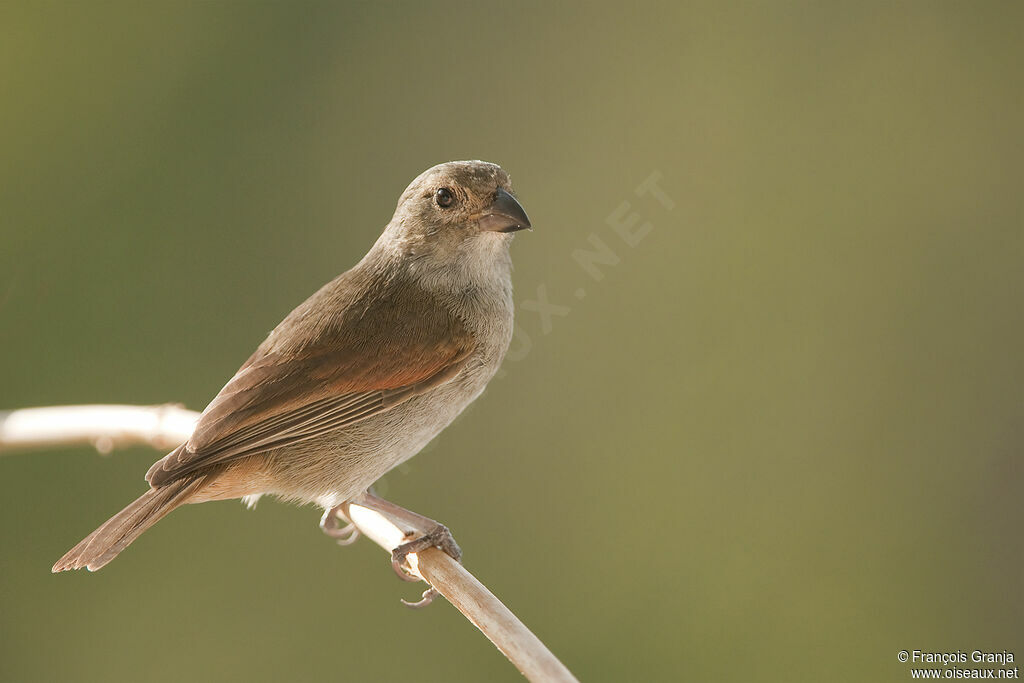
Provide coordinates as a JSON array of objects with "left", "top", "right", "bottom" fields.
[{"left": 476, "top": 188, "right": 532, "bottom": 233}]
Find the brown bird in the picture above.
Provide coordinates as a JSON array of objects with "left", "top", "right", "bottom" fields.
[{"left": 54, "top": 160, "right": 530, "bottom": 580}]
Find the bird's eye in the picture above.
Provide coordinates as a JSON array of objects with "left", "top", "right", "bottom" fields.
[{"left": 435, "top": 187, "right": 455, "bottom": 208}]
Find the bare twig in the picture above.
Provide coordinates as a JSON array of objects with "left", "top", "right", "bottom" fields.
[
  {"left": 0, "top": 404, "right": 577, "bottom": 683},
  {"left": 0, "top": 404, "right": 198, "bottom": 454}
]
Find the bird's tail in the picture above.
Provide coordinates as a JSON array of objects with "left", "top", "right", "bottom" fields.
[{"left": 52, "top": 475, "right": 206, "bottom": 572}]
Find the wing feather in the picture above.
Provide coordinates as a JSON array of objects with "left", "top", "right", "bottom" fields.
[{"left": 146, "top": 274, "right": 475, "bottom": 487}]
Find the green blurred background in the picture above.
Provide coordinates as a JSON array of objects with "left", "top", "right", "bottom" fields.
[{"left": 2, "top": 2, "right": 1021, "bottom": 681}]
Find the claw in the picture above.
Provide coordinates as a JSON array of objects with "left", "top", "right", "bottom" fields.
[
  {"left": 390, "top": 545, "right": 422, "bottom": 582},
  {"left": 330, "top": 522, "right": 361, "bottom": 545},
  {"left": 320, "top": 504, "right": 361, "bottom": 546},
  {"left": 401, "top": 587, "right": 439, "bottom": 609}
]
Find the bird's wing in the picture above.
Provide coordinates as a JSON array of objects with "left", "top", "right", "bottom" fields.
[{"left": 146, "top": 290, "right": 474, "bottom": 487}]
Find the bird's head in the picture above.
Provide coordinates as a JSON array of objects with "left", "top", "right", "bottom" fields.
[{"left": 378, "top": 161, "right": 530, "bottom": 288}]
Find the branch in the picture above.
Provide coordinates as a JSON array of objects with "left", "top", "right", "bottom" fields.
[
  {"left": 0, "top": 404, "right": 577, "bottom": 683},
  {"left": 0, "top": 404, "right": 199, "bottom": 454}
]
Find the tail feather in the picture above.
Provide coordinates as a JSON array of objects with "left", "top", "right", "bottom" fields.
[{"left": 53, "top": 476, "right": 206, "bottom": 572}]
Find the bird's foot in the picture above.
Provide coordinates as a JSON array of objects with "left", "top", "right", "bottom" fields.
[
  {"left": 320, "top": 504, "right": 361, "bottom": 546},
  {"left": 390, "top": 523, "right": 461, "bottom": 608},
  {"left": 344, "top": 491, "right": 462, "bottom": 609},
  {"left": 391, "top": 521, "right": 462, "bottom": 578}
]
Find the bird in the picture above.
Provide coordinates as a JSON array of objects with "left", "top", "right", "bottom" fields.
[{"left": 53, "top": 160, "right": 530, "bottom": 578}]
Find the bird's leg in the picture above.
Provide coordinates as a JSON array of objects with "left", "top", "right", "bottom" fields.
[
  {"left": 342, "top": 491, "right": 462, "bottom": 608},
  {"left": 319, "top": 504, "right": 361, "bottom": 546}
]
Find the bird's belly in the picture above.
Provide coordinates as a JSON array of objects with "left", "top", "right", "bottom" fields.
[{"left": 260, "top": 358, "right": 498, "bottom": 509}]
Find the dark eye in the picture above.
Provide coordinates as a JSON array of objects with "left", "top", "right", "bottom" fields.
[{"left": 435, "top": 187, "right": 455, "bottom": 208}]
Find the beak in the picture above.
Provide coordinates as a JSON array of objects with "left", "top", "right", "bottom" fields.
[{"left": 475, "top": 188, "right": 532, "bottom": 233}]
